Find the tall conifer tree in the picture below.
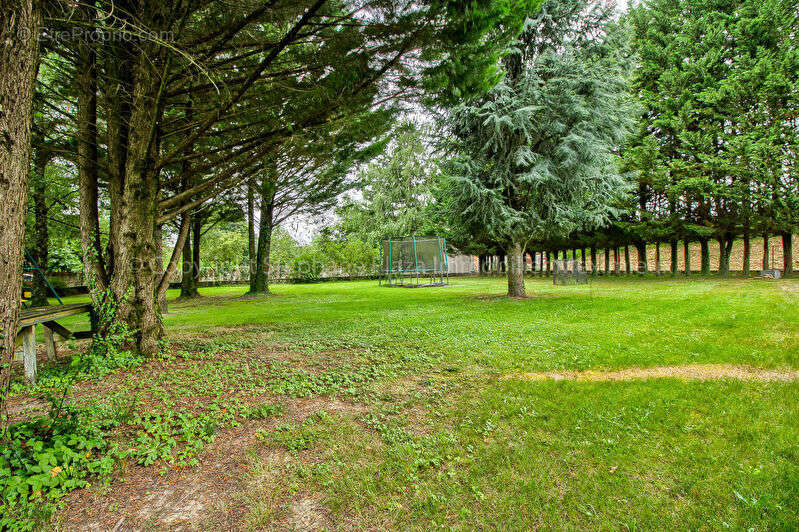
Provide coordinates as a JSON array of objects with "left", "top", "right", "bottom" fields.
[{"left": 438, "top": 0, "right": 635, "bottom": 296}]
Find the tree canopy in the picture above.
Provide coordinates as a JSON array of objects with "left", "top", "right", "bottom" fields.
[
  {"left": 435, "top": 0, "right": 637, "bottom": 295},
  {"left": 334, "top": 123, "right": 438, "bottom": 246}
]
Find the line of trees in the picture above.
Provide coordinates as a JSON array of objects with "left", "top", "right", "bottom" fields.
[
  {"left": 1, "top": 1, "right": 540, "bottom": 428},
  {"left": 534, "top": 0, "right": 799, "bottom": 276},
  {"left": 437, "top": 0, "right": 798, "bottom": 288}
]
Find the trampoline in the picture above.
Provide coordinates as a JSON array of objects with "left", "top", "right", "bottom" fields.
[{"left": 380, "top": 236, "right": 449, "bottom": 287}]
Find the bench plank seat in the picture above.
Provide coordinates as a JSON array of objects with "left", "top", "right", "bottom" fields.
[
  {"left": 15, "top": 303, "right": 94, "bottom": 383},
  {"left": 19, "top": 303, "right": 93, "bottom": 327}
]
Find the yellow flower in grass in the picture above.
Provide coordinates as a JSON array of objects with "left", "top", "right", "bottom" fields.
[{"left": 50, "top": 466, "right": 63, "bottom": 477}]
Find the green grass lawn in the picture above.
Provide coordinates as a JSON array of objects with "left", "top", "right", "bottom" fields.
[
  {"left": 160, "top": 276, "right": 799, "bottom": 371},
  {"left": 15, "top": 276, "right": 799, "bottom": 529}
]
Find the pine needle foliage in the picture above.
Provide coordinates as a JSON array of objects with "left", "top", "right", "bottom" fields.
[{"left": 437, "top": 0, "right": 637, "bottom": 250}]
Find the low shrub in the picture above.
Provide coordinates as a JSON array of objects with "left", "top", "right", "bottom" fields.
[
  {"left": 0, "top": 407, "right": 114, "bottom": 530},
  {"left": 290, "top": 252, "right": 325, "bottom": 283}
]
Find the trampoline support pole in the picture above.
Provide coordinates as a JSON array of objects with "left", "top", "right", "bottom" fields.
[{"left": 412, "top": 235, "right": 419, "bottom": 288}]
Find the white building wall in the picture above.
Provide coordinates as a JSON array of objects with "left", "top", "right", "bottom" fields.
[{"left": 448, "top": 254, "right": 477, "bottom": 274}]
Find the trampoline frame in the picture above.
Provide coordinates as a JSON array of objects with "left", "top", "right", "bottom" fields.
[{"left": 379, "top": 236, "right": 450, "bottom": 287}]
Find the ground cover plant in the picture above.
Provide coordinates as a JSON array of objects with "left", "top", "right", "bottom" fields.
[
  {"left": 4, "top": 2, "right": 797, "bottom": 529},
  {"left": 3, "top": 276, "right": 797, "bottom": 529}
]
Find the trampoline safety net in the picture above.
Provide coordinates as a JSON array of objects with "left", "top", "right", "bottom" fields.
[
  {"left": 553, "top": 259, "right": 588, "bottom": 285},
  {"left": 380, "top": 236, "right": 449, "bottom": 287}
]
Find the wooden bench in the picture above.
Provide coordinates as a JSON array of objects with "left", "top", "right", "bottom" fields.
[{"left": 14, "top": 303, "right": 95, "bottom": 383}]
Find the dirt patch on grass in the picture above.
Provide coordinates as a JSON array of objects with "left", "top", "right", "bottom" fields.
[
  {"left": 7, "top": 398, "right": 49, "bottom": 422},
  {"left": 251, "top": 343, "right": 365, "bottom": 370},
  {"left": 507, "top": 364, "right": 799, "bottom": 383},
  {"left": 780, "top": 283, "right": 799, "bottom": 294},
  {"left": 58, "top": 393, "right": 362, "bottom": 530},
  {"left": 288, "top": 495, "right": 331, "bottom": 530},
  {"left": 8, "top": 324, "right": 402, "bottom": 530},
  {"left": 289, "top": 396, "right": 368, "bottom": 422},
  {"left": 169, "top": 324, "right": 276, "bottom": 344},
  {"left": 60, "top": 419, "right": 274, "bottom": 531}
]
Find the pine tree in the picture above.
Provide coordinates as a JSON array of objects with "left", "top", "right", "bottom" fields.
[
  {"left": 726, "top": 0, "right": 799, "bottom": 274},
  {"left": 625, "top": 0, "right": 798, "bottom": 276},
  {"left": 1, "top": 0, "right": 40, "bottom": 431},
  {"left": 335, "top": 123, "right": 437, "bottom": 246},
  {"left": 438, "top": 0, "right": 636, "bottom": 296}
]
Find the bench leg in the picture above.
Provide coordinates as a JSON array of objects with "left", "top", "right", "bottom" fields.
[
  {"left": 21, "top": 325, "right": 37, "bottom": 384},
  {"left": 44, "top": 326, "right": 57, "bottom": 361}
]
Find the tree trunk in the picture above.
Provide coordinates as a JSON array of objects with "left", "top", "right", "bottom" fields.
[
  {"left": 110, "top": 181, "right": 162, "bottom": 356},
  {"left": 154, "top": 225, "right": 168, "bottom": 313},
  {"left": 655, "top": 242, "right": 661, "bottom": 275},
  {"left": 192, "top": 217, "right": 201, "bottom": 290},
  {"left": 155, "top": 224, "right": 163, "bottom": 307},
  {"left": 252, "top": 212, "right": 273, "bottom": 293},
  {"left": 30, "top": 149, "right": 51, "bottom": 306},
  {"left": 156, "top": 214, "right": 189, "bottom": 307},
  {"left": 78, "top": 4, "right": 107, "bottom": 293},
  {"left": 506, "top": 242, "right": 525, "bottom": 297},
  {"left": 180, "top": 222, "right": 196, "bottom": 298},
  {"left": 624, "top": 245, "right": 631, "bottom": 274},
  {"left": 742, "top": 232, "right": 751, "bottom": 276},
  {"left": 699, "top": 238, "right": 710, "bottom": 275},
  {"left": 590, "top": 246, "right": 597, "bottom": 275},
  {"left": 545, "top": 251, "right": 551, "bottom": 275},
  {"left": 669, "top": 240, "right": 678, "bottom": 276},
  {"left": 613, "top": 247, "right": 620, "bottom": 276},
  {"left": 178, "top": 96, "right": 197, "bottom": 300},
  {"left": 726, "top": 235, "right": 734, "bottom": 275},
  {"left": 782, "top": 232, "right": 793, "bottom": 276},
  {"left": 762, "top": 234, "right": 770, "bottom": 270},
  {"left": 604, "top": 247, "right": 610, "bottom": 275},
  {"left": 717, "top": 234, "right": 732, "bottom": 277},
  {"left": 683, "top": 241, "right": 691, "bottom": 276},
  {"left": 634, "top": 241, "right": 647, "bottom": 274},
  {"left": 252, "top": 183, "right": 275, "bottom": 294},
  {"left": 107, "top": 46, "right": 165, "bottom": 357},
  {"left": 1, "top": 0, "right": 40, "bottom": 429},
  {"left": 247, "top": 178, "right": 256, "bottom": 289},
  {"left": 106, "top": 19, "right": 134, "bottom": 277}
]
